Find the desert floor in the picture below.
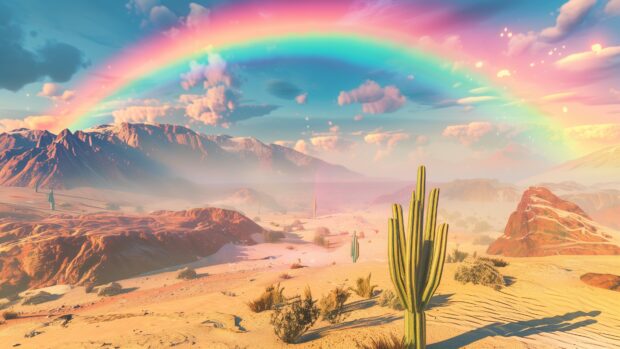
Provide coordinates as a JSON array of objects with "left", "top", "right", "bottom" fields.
[{"left": 1, "top": 206, "right": 620, "bottom": 349}]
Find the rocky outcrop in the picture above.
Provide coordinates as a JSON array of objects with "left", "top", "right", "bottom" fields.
[
  {"left": 487, "top": 187, "right": 620, "bottom": 257},
  {"left": 580, "top": 273, "right": 620, "bottom": 292},
  {"left": 0, "top": 207, "right": 261, "bottom": 297}
]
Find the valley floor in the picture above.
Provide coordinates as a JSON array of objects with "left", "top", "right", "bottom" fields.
[{"left": 1, "top": 211, "right": 620, "bottom": 349}]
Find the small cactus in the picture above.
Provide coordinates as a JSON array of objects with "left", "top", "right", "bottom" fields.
[
  {"left": 351, "top": 231, "right": 360, "bottom": 263},
  {"left": 48, "top": 189, "right": 55, "bottom": 211}
]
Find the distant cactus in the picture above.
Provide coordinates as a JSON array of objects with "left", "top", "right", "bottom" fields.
[
  {"left": 388, "top": 166, "right": 449, "bottom": 349},
  {"left": 48, "top": 189, "right": 55, "bottom": 211},
  {"left": 312, "top": 194, "right": 317, "bottom": 219},
  {"left": 351, "top": 231, "right": 360, "bottom": 263}
]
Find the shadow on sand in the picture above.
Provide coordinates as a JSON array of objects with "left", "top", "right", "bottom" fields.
[{"left": 429, "top": 310, "right": 601, "bottom": 349}]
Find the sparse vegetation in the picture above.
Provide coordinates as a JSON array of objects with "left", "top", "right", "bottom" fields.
[
  {"left": 378, "top": 290, "right": 404, "bottom": 311},
  {"left": 313, "top": 227, "right": 330, "bottom": 247},
  {"left": 454, "top": 259, "right": 506, "bottom": 290},
  {"left": 271, "top": 287, "right": 319, "bottom": 343},
  {"left": 97, "top": 282, "right": 124, "bottom": 297},
  {"left": 177, "top": 267, "right": 198, "bottom": 280},
  {"left": 319, "top": 286, "right": 350, "bottom": 324},
  {"left": 478, "top": 256, "right": 509, "bottom": 267},
  {"left": 360, "top": 334, "right": 406, "bottom": 349},
  {"left": 248, "top": 283, "right": 285, "bottom": 313},
  {"left": 22, "top": 291, "right": 56, "bottom": 305},
  {"left": 446, "top": 247, "right": 468, "bottom": 263},
  {"left": 350, "top": 273, "right": 378, "bottom": 299},
  {"left": 263, "top": 230, "right": 285, "bottom": 243},
  {"left": 280, "top": 273, "right": 293, "bottom": 280},
  {"left": 290, "top": 262, "right": 306, "bottom": 269},
  {"left": 2, "top": 310, "right": 18, "bottom": 320}
]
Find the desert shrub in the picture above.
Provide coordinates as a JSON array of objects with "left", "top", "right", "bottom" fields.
[
  {"left": 360, "top": 334, "right": 406, "bottom": 349},
  {"left": 22, "top": 291, "right": 56, "bottom": 305},
  {"left": 2, "top": 310, "right": 18, "bottom": 320},
  {"left": 290, "top": 262, "right": 306, "bottom": 269},
  {"left": 472, "top": 235, "right": 495, "bottom": 246},
  {"left": 177, "top": 267, "right": 198, "bottom": 280},
  {"left": 357, "top": 231, "right": 365, "bottom": 239},
  {"left": 280, "top": 273, "right": 293, "bottom": 280},
  {"left": 446, "top": 247, "right": 468, "bottom": 263},
  {"left": 271, "top": 287, "right": 319, "bottom": 343},
  {"left": 105, "top": 202, "right": 120, "bottom": 211},
  {"left": 315, "top": 226, "right": 330, "bottom": 236},
  {"left": 248, "top": 283, "right": 285, "bottom": 313},
  {"left": 454, "top": 259, "right": 506, "bottom": 290},
  {"left": 319, "top": 286, "right": 350, "bottom": 324},
  {"left": 264, "top": 230, "right": 285, "bottom": 243},
  {"left": 378, "top": 290, "right": 404, "bottom": 311},
  {"left": 478, "top": 257, "right": 509, "bottom": 267},
  {"left": 285, "top": 245, "right": 295, "bottom": 250},
  {"left": 350, "top": 273, "right": 378, "bottom": 299},
  {"left": 97, "top": 282, "right": 123, "bottom": 297}
]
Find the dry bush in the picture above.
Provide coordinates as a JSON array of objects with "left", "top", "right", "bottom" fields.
[
  {"left": 319, "top": 286, "right": 350, "bottom": 324},
  {"left": 360, "top": 334, "right": 406, "bottom": 349},
  {"left": 478, "top": 257, "right": 508, "bottom": 267},
  {"left": 97, "top": 282, "right": 123, "bottom": 297},
  {"left": 2, "top": 310, "right": 18, "bottom": 320},
  {"left": 446, "top": 247, "right": 468, "bottom": 263},
  {"left": 315, "top": 226, "right": 330, "bottom": 236},
  {"left": 378, "top": 290, "right": 404, "bottom": 311},
  {"left": 280, "top": 273, "right": 293, "bottom": 280},
  {"left": 264, "top": 230, "right": 285, "bottom": 243},
  {"left": 350, "top": 273, "right": 378, "bottom": 299},
  {"left": 248, "top": 283, "right": 285, "bottom": 313},
  {"left": 313, "top": 227, "right": 330, "bottom": 247},
  {"left": 22, "top": 291, "right": 55, "bottom": 305},
  {"left": 177, "top": 267, "right": 198, "bottom": 280},
  {"left": 454, "top": 259, "right": 506, "bottom": 290},
  {"left": 271, "top": 287, "right": 319, "bottom": 343},
  {"left": 285, "top": 245, "right": 295, "bottom": 250},
  {"left": 290, "top": 262, "right": 306, "bottom": 269}
]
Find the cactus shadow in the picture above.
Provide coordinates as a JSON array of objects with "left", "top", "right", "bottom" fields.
[
  {"left": 302, "top": 314, "right": 401, "bottom": 342},
  {"left": 429, "top": 310, "right": 601, "bottom": 349},
  {"left": 428, "top": 293, "right": 454, "bottom": 309},
  {"left": 343, "top": 298, "right": 377, "bottom": 313}
]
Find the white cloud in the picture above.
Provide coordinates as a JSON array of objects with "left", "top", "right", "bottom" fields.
[
  {"left": 309, "top": 135, "right": 353, "bottom": 152},
  {"left": 364, "top": 130, "right": 409, "bottom": 160},
  {"left": 0, "top": 115, "right": 57, "bottom": 132},
  {"left": 496, "top": 69, "right": 511, "bottom": 78},
  {"left": 38, "top": 83, "right": 75, "bottom": 102},
  {"left": 564, "top": 123, "right": 620, "bottom": 143},
  {"left": 539, "top": 0, "right": 597, "bottom": 43},
  {"left": 555, "top": 45, "right": 620, "bottom": 73},
  {"left": 457, "top": 96, "right": 497, "bottom": 105},
  {"left": 112, "top": 105, "right": 173, "bottom": 124}
]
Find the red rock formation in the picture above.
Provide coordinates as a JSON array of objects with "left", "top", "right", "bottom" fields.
[
  {"left": 487, "top": 187, "right": 620, "bottom": 257},
  {"left": 0, "top": 207, "right": 261, "bottom": 297},
  {"left": 580, "top": 273, "right": 620, "bottom": 292}
]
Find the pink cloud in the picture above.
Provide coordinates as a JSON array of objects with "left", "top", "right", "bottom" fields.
[
  {"left": 0, "top": 115, "right": 57, "bottom": 132},
  {"left": 555, "top": 45, "right": 620, "bottom": 73},
  {"left": 112, "top": 105, "right": 173, "bottom": 124},
  {"left": 539, "top": 0, "right": 597, "bottom": 42},
  {"left": 295, "top": 93, "right": 308, "bottom": 104},
  {"left": 294, "top": 139, "right": 309, "bottom": 154},
  {"left": 180, "top": 86, "right": 234, "bottom": 127},
  {"left": 364, "top": 130, "right": 410, "bottom": 160},
  {"left": 338, "top": 80, "right": 406, "bottom": 114},
  {"left": 606, "top": 0, "right": 620, "bottom": 15},
  {"left": 564, "top": 123, "right": 620, "bottom": 144},
  {"left": 38, "top": 83, "right": 75, "bottom": 102},
  {"left": 442, "top": 122, "right": 494, "bottom": 145},
  {"left": 309, "top": 135, "right": 352, "bottom": 152}
]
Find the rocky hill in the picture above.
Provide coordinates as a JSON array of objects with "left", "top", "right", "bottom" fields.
[
  {"left": 0, "top": 207, "right": 262, "bottom": 297},
  {"left": 487, "top": 187, "right": 620, "bottom": 256}
]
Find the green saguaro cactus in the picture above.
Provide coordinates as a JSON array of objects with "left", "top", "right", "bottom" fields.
[
  {"left": 48, "top": 188, "right": 55, "bottom": 211},
  {"left": 388, "top": 166, "right": 449, "bottom": 349},
  {"left": 351, "top": 231, "right": 360, "bottom": 263}
]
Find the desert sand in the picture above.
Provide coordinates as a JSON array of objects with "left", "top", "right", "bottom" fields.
[{"left": 1, "top": 207, "right": 619, "bottom": 349}]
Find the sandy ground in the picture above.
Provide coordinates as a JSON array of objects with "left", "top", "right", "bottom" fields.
[{"left": 1, "top": 208, "right": 620, "bottom": 349}]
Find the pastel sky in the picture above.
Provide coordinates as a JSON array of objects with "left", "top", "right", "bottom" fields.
[{"left": 1, "top": 0, "right": 619, "bottom": 181}]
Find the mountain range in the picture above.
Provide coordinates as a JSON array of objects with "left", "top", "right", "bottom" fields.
[{"left": 0, "top": 123, "right": 359, "bottom": 192}]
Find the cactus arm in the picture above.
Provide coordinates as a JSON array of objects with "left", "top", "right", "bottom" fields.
[
  {"left": 406, "top": 199, "right": 422, "bottom": 312},
  {"left": 421, "top": 223, "right": 449, "bottom": 308},
  {"left": 388, "top": 217, "right": 409, "bottom": 309}
]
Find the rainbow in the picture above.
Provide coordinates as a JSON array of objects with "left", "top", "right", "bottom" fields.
[{"left": 47, "top": 1, "right": 567, "bottom": 157}]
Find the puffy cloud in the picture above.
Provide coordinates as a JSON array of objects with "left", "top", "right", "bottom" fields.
[
  {"left": 353, "top": 114, "right": 364, "bottom": 121},
  {"left": 457, "top": 96, "right": 497, "bottom": 105},
  {"left": 180, "top": 87, "right": 235, "bottom": 127},
  {"left": 0, "top": 3, "right": 87, "bottom": 91},
  {"left": 338, "top": 80, "right": 406, "bottom": 114},
  {"left": 148, "top": 5, "right": 178, "bottom": 29},
  {"left": 564, "top": 123, "right": 620, "bottom": 144},
  {"left": 126, "top": 0, "right": 158, "bottom": 14},
  {"left": 112, "top": 105, "right": 173, "bottom": 124},
  {"left": 309, "top": 135, "right": 353, "bottom": 152},
  {"left": 128, "top": 1, "right": 208, "bottom": 31},
  {"left": 295, "top": 93, "right": 308, "bottom": 104},
  {"left": 507, "top": 0, "right": 596, "bottom": 56},
  {"left": 443, "top": 122, "right": 494, "bottom": 145},
  {"left": 180, "top": 54, "right": 233, "bottom": 90},
  {"left": 294, "top": 139, "right": 309, "bottom": 154},
  {"left": 186, "top": 3, "right": 210, "bottom": 28},
  {"left": 37, "top": 83, "right": 75, "bottom": 102},
  {"left": 364, "top": 130, "right": 410, "bottom": 160},
  {"left": 540, "top": 0, "right": 597, "bottom": 43},
  {"left": 0, "top": 115, "right": 57, "bottom": 132},
  {"left": 555, "top": 45, "right": 620, "bottom": 74},
  {"left": 606, "top": 0, "right": 620, "bottom": 15}
]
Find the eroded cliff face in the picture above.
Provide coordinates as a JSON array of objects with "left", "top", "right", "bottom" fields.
[
  {"left": 0, "top": 207, "right": 261, "bottom": 297},
  {"left": 487, "top": 187, "right": 620, "bottom": 257}
]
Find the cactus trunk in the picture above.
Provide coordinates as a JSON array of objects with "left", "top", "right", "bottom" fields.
[{"left": 388, "top": 165, "right": 449, "bottom": 349}]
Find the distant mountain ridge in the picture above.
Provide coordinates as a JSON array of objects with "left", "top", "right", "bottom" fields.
[{"left": 0, "top": 123, "right": 360, "bottom": 191}]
